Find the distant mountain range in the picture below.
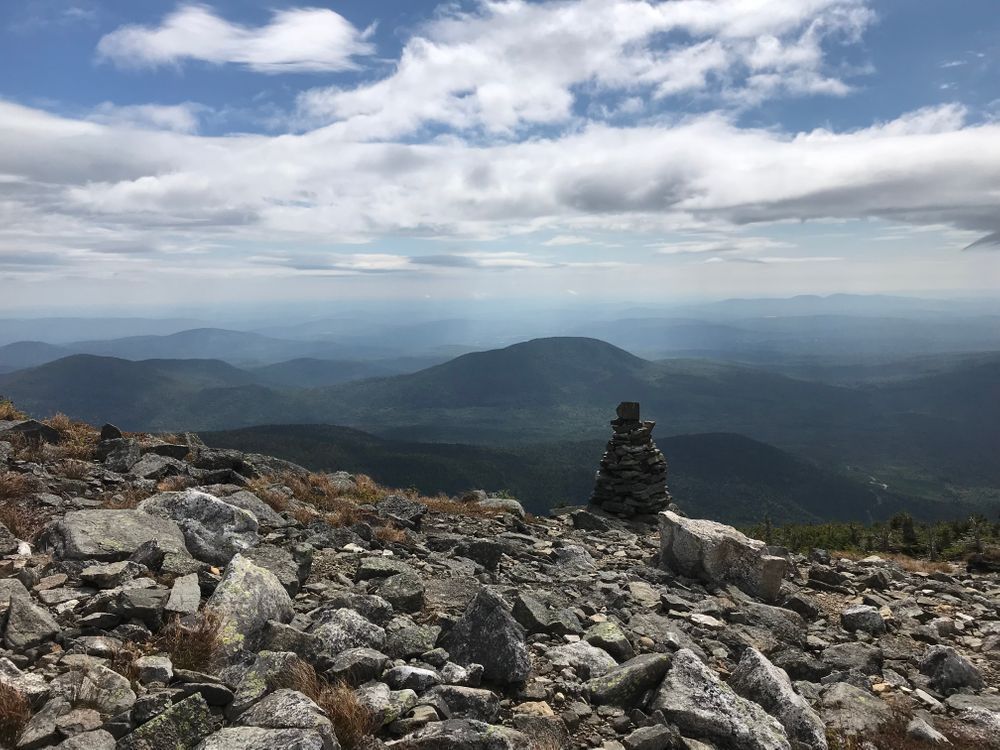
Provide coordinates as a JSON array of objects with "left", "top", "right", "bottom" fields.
[
  {"left": 200, "top": 424, "right": 976, "bottom": 525},
  {"left": 2, "top": 336, "right": 997, "bottom": 519}
]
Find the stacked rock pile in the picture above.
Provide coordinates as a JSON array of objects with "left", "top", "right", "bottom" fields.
[{"left": 590, "top": 402, "right": 671, "bottom": 517}]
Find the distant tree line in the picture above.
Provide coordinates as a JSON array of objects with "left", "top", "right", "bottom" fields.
[{"left": 746, "top": 512, "right": 1000, "bottom": 561}]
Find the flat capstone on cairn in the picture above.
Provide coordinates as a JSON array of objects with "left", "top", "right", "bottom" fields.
[{"left": 590, "top": 401, "right": 671, "bottom": 518}]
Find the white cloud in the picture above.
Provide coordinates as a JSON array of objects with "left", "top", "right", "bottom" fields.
[
  {"left": 296, "top": 0, "right": 873, "bottom": 136},
  {"left": 97, "top": 4, "right": 374, "bottom": 73},
  {"left": 87, "top": 102, "right": 204, "bottom": 133},
  {"left": 542, "top": 235, "right": 593, "bottom": 246},
  {"left": 3, "top": 97, "right": 1000, "bottom": 281}
]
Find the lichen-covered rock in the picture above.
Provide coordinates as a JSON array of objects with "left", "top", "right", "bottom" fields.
[
  {"left": 199, "top": 727, "right": 328, "bottom": 750},
  {"left": 49, "top": 665, "right": 137, "bottom": 715},
  {"left": 38, "top": 509, "right": 187, "bottom": 561},
  {"left": 139, "top": 489, "right": 259, "bottom": 565},
  {"left": 651, "top": 649, "right": 790, "bottom": 750},
  {"left": 585, "top": 653, "right": 671, "bottom": 707},
  {"left": 117, "top": 693, "right": 214, "bottom": 750},
  {"left": 439, "top": 589, "right": 530, "bottom": 684},
  {"left": 228, "top": 651, "right": 301, "bottom": 718},
  {"left": 659, "top": 511, "right": 787, "bottom": 602},
  {"left": 237, "top": 689, "right": 340, "bottom": 750},
  {"left": 209, "top": 554, "right": 294, "bottom": 659},
  {"left": 729, "top": 647, "right": 828, "bottom": 750}
]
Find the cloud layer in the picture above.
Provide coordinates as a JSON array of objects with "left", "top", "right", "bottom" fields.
[{"left": 2, "top": 0, "right": 998, "bottom": 293}]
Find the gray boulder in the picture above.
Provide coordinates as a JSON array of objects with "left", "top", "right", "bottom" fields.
[
  {"left": 139, "top": 489, "right": 259, "bottom": 565},
  {"left": 39, "top": 509, "right": 187, "bottom": 561},
  {"left": 546, "top": 641, "right": 617, "bottom": 679},
  {"left": 439, "top": 589, "right": 530, "bottom": 684},
  {"left": 245, "top": 544, "right": 304, "bottom": 596},
  {"left": 311, "top": 608, "right": 386, "bottom": 659},
  {"left": 585, "top": 653, "right": 671, "bottom": 707},
  {"left": 209, "top": 554, "right": 294, "bottom": 659},
  {"left": 238, "top": 689, "right": 339, "bottom": 750},
  {"left": 390, "top": 718, "right": 529, "bottom": 749},
  {"left": 840, "top": 604, "right": 886, "bottom": 635},
  {"left": 49, "top": 665, "right": 136, "bottom": 715},
  {"left": 198, "top": 728, "right": 327, "bottom": 750},
  {"left": 0, "top": 419, "right": 60, "bottom": 444},
  {"left": 919, "top": 645, "right": 983, "bottom": 693},
  {"left": 583, "top": 620, "right": 634, "bottom": 662},
  {"left": 423, "top": 685, "right": 500, "bottom": 722},
  {"left": 54, "top": 730, "right": 116, "bottom": 750},
  {"left": 229, "top": 651, "right": 301, "bottom": 718},
  {"left": 218, "top": 489, "right": 288, "bottom": 527},
  {"left": 729, "top": 647, "right": 827, "bottom": 750},
  {"left": 659, "top": 511, "right": 787, "bottom": 602},
  {"left": 0, "top": 580, "right": 59, "bottom": 650},
  {"left": 651, "top": 649, "right": 790, "bottom": 750},
  {"left": 819, "top": 683, "right": 890, "bottom": 736}
]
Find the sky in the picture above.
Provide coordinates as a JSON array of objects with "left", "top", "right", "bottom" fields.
[{"left": 1, "top": 0, "right": 999, "bottom": 312}]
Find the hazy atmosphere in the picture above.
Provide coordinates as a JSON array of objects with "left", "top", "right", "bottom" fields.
[{"left": 2, "top": 0, "right": 999, "bottom": 310}]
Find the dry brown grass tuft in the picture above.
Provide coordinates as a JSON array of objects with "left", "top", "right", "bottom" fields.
[
  {"left": 155, "top": 610, "right": 222, "bottom": 672},
  {"left": 323, "top": 502, "right": 366, "bottom": 528},
  {"left": 0, "top": 400, "right": 26, "bottom": 421},
  {"left": 418, "top": 494, "right": 506, "bottom": 518},
  {"left": 0, "top": 472, "right": 46, "bottom": 541},
  {"left": 107, "top": 640, "right": 148, "bottom": 687},
  {"left": 156, "top": 475, "right": 192, "bottom": 493},
  {"left": 374, "top": 524, "right": 407, "bottom": 544},
  {"left": 833, "top": 549, "right": 953, "bottom": 574},
  {"left": 0, "top": 682, "right": 31, "bottom": 747},
  {"left": 0, "top": 472, "right": 35, "bottom": 504},
  {"left": 292, "top": 506, "right": 317, "bottom": 527},
  {"left": 54, "top": 459, "right": 92, "bottom": 481},
  {"left": 44, "top": 414, "right": 98, "bottom": 461},
  {"left": 6, "top": 433, "right": 45, "bottom": 464},
  {"left": 275, "top": 660, "right": 375, "bottom": 750},
  {"left": 245, "top": 477, "right": 290, "bottom": 512},
  {"left": 100, "top": 485, "right": 153, "bottom": 510}
]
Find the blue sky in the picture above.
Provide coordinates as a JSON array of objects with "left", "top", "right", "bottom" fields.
[{"left": 1, "top": 0, "right": 998, "bottom": 310}]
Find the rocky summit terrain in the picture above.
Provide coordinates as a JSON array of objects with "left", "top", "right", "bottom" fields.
[{"left": 0, "top": 412, "right": 997, "bottom": 750}]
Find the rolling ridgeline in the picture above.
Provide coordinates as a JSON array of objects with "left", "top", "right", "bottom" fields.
[{"left": 2, "top": 336, "right": 998, "bottom": 525}]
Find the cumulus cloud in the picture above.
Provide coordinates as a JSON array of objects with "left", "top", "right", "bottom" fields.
[
  {"left": 97, "top": 4, "right": 374, "bottom": 73},
  {"left": 3, "top": 97, "right": 1000, "bottom": 279},
  {"left": 296, "top": 0, "right": 873, "bottom": 136},
  {"left": 3, "top": 0, "right": 1000, "bottom": 288}
]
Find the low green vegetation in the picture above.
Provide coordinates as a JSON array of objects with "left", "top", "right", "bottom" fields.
[{"left": 748, "top": 512, "right": 1000, "bottom": 561}]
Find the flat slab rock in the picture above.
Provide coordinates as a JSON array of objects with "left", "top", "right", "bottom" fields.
[
  {"left": 39, "top": 509, "right": 188, "bottom": 561},
  {"left": 659, "top": 510, "right": 788, "bottom": 602}
]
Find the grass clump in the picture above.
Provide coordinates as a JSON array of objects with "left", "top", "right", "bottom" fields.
[
  {"left": 154, "top": 610, "right": 222, "bottom": 672},
  {"left": 0, "top": 399, "right": 26, "bottom": 421},
  {"left": 44, "top": 414, "right": 98, "bottom": 461},
  {"left": 0, "top": 472, "right": 46, "bottom": 541},
  {"left": 374, "top": 524, "right": 407, "bottom": 544},
  {"left": 275, "top": 660, "right": 375, "bottom": 750},
  {"left": 245, "top": 477, "right": 290, "bottom": 512},
  {"left": 100, "top": 485, "right": 153, "bottom": 510},
  {"left": 0, "top": 682, "right": 31, "bottom": 747}
]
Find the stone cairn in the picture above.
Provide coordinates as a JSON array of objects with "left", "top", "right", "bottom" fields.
[{"left": 591, "top": 401, "right": 671, "bottom": 517}]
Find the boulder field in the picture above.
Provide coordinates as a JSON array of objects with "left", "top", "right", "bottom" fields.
[{"left": 0, "top": 416, "right": 996, "bottom": 749}]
